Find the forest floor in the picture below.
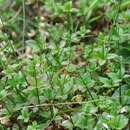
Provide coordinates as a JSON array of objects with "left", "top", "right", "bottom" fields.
[{"left": 0, "top": 0, "right": 130, "bottom": 130}]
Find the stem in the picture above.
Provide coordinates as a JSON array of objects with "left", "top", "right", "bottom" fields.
[
  {"left": 4, "top": 102, "right": 11, "bottom": 115},
  {"left": 59, "top": 11, "right": 73, "bottom": 95},
  {"left": 119, "top": 57, "right": 123, "bottom": 104},
  {"left": 79, "top": 74, "right": 97, "bottom": 106},
  {"left": 33, "top": 61, "right": 40, "bottom": 104},
  {"left": 22, "top": 0, "right": 26, "bottom": 50}
]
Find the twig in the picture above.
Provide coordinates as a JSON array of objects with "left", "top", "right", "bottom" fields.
[
  {"left": 10, "top": 7, "right": 22, "bottom": 21},
  {"left": 18, "top": 99, "right": 101, "bottom": 109}
]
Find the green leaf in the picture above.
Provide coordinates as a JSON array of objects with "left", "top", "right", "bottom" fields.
[
  {"left": 107, "top": 115, "right": 128, "bottom": 130},
  {"left": 18, "top": 108, "right": 31, "bottom": 123},
  {"left": 73, "top": 113, "right": 95, "bottom": 129},
  {"left": 63, "top": 1, "right": 73, "bottom": 13},
  {"left": 66, "top": 64, "right": 76, "bottom": 72},
  {"left": 99, "top": 77, "right": 112, "bottom": 87},
  {"left": 62, "top": 120, "right": 73, "bottom": 130}
]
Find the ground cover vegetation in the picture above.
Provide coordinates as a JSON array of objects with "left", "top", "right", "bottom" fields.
[{"left": 1, "top": 0, "right": 130, "bottom": 129}]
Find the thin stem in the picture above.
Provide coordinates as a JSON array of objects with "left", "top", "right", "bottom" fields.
[
  {"left": 79, "top": 74, "right": 97, "bottom": 106},
  {"left": 59, "top": 11, "right": 74, "bottom": 95},
  {"left": 115, "top": 0, "right": 122, "bottom": 105},
  {"left": 18, "top": 99, "right": 104, "bottom": 109},
  {"left": 22, "top": 0, "right": 26, "bottom": 50},
  {"left": 119, "top": 57, "right": 123, "bottom": 104},
  {"left": 33, "top": 61, "right": 40, "bottom": 104},
  {"left": 4, "top": 102, "right": 11, "bottom": 115}
]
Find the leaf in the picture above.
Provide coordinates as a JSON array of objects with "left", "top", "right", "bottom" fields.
[
  {"left": 73, "top": 113, "right": 95, "bottom": 129},
  {"left": 0, "top": 117, "right": 11, "bottom": 127},
  {"left": 0, "top": 0, "right": 11, "bottom": 11},
  {"left": 113, "top": 85, "right": 130, "bottom": 104},
  {"left": 107, "top": 53, "right": 118, "bottom": 60},
  {"left": 99, "top": 77, "right": 112, "bottom": 87},
  {"left": 86, "top": 0, "right": 99, "bottom": 21},
  {"left": 18, "top": 108, "right": 31, "bottom": 123},
  {"left": 83, "top": 103, "right": 98, "bottom": 114},
  {"left": 26, "top": 0, "right": 35, "bottom": 5},
  {"left": 44, "top": 89, "right": 55, "bottom": 100},
  {"left": 108, "top": 72, "right": 121, "bottom": 85},
  {"left": 107, "top": 115, "right": 128, "bottom": 130},
  {"left": 62, "top": 120, "right": 73, "bottom": 130},
  {"left": 63, "top": 1, "right": 73, "bottom": 13},
  {"left": 80, "top": 73, "right": 95, "bottom": 88},
  {"left": 27, "top": 121, "right": 40, "bottom": 130},
  {"left": 66, "top": 64, "right": 76, "bottom": 72}
]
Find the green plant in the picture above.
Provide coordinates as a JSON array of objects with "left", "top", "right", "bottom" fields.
[{"left": 1, "top": 0, "right": 130, "bottom": 130}]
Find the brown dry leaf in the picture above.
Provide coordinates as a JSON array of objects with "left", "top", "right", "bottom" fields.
[
  {"left": 72, "top": 95, "right": 83, "bottom": 102},
  {"left": 0, "top": 104, "right": 3, "bottom": 112},
  {"left": 63, "top": 114, "right": 70, "bottom": 120},
  {"left": 40, "top": 16, "right": 46, "bottom": 22},
  {"left": 27, "top": 29, "right": 36, "bottom": 38},
  {"left": 0, "top": 117, "right": 12, "bottom": 127},
  {"left": 39, "top": 22, "right": 45, "bottom": 31},
  {"left": 0, "top": 19, "right": 3, "bottom": 29},
  {"left": 25, "top": 46, "right": 33, "bottom": 58},
  {"left": 45, "top": 124, "right": 67, "bottom": 130},
  {"left": 77, "top": 61, "right": 86, "bottom": 68},
  {"left": 11, "top": 31, "right": 17, "bottom": 38},
  {"left": 26, "top": 0, "right": 36, "bottom": 5}
]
